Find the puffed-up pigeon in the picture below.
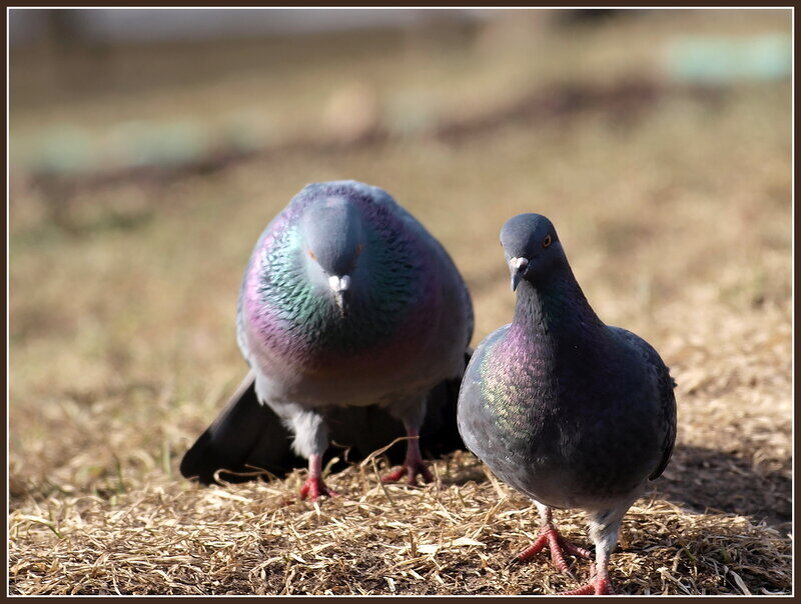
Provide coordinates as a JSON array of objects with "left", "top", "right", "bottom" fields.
[
  {"left": 457, "top": 213, "right": 676, "bottom": 595},
  {"left": 181, "top": 180, "right": 473, "bottom": 501}
]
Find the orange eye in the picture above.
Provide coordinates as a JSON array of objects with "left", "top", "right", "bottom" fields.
[
  {"left": 356, "top": 243, "right": 363, "bottom": 255},
  {"left": 542, "top": 235, "right": 552, "bottom": 248},
  {"left": 309, "top": 250, "right": 316, "bottom": 259}
]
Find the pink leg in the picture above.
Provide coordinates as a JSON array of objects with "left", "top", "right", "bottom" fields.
[
  {"left": 515, "top": 506, "right": 592, "bottom": 575},
  {"left": 517, "top": 525, "right": 614, "bottom": 595},
  {"left": 299, "top": 453, "right": 338, "bottom": 501},
  {"left": 381, "top": 428, "right": 434, "bottom": 486},
  {"left": 559, "top": 510, "right": 620, "bottom": 595}
]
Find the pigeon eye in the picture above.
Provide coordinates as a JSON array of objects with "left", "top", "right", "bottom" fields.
[
  {"left": 542, "top": 235, "right": 552, "bottom": 248},
  {"left": 309, "top": 250, "right": 316, "bottom": 259},
  {"left": 355, "top": 243, "right": 363, "bottom": 256}
]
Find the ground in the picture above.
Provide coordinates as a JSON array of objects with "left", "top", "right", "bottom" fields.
[{"left": 8, "top": 9, "right": 792, "bottom": 596}]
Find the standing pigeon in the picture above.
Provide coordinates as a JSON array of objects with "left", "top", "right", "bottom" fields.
[
  {"left": 183, "top": 180, "right": 473, "bottom": 501},
  {"left": 457, "top": 213, "right": 676, "bottom": 595}
]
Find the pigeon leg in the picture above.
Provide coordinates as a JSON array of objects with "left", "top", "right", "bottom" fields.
[
  {"left": 382, "top": 424, "right": 434, "bottom": 485},
  {"left": 281, "top": 405, "right": 336, "bottom": 501},
  {"left": 299, "top": 453, "right": 338, "bottom": 501},
  {"left": 515, "top": 503, "right": 592, "bottom": 572},
  {"left": 560, "top": 507, "right": 625, "bottom": 595}
]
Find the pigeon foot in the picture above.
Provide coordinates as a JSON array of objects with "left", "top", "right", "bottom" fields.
[
  {"left": 514, "top": 526, "right": 592, "bottom": 573},
  {"left": 381, "top": 461, "right": 434, "bottom": 486},
  {"left": 299, "top": 476, "right": 338, "bottom": 501},
  {"left": 561, "top": 576, "right": 614, "bottom": 595}
]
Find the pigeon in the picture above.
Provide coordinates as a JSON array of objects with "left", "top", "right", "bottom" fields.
[
  {"left": 456, "top": 213, "right": 676, "bottom": 595},
  {"left": 181, "top": 180, "right": 473, "bottom": 501}
]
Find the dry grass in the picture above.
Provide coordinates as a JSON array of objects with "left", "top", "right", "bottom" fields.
[
  {"left": 8, "top": 9, "right": 792, "bottom": 596},
  {"left": 8, "top": 452, "right": 792, "bottom": 596}
]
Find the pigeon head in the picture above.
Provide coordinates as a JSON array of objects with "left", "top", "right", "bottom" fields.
[
  {"left": 299, "top": 195, "right": 366, "bottom": 312},
  {"left": 500, "top": 213, "right": 565, "bottom": 291}
]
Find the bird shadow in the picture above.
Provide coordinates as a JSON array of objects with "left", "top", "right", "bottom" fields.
[
  {"left": 648, "top": 444, "right": 790, "bottom": 531},
  {"left": 432, "top": 443, "right": 791, "bottom": 534}
]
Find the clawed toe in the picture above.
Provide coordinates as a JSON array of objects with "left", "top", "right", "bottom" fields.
[
  {"left": 511, "top": 525, "right": 615, "bottom": 594},
  {"left": 382, "top": 462, "right": 434, "bottom": 486},
  {"left": 299, "top": 476, "right": 338, "bottom": 501},
  {"left": 515, "top": 526, "right": 592, "bottom": 573},
  {"left": 561, "top": 576, "right": 614, "bottom": 595}
]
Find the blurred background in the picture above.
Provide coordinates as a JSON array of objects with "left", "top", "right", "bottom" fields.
[{"left": 8, "top": 7, "right": 792, "bottom": 535}]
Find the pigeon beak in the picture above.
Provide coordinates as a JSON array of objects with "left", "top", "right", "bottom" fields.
[
  {"left": 328, "top": 274, "right": 351, "bottom": 313},
  {"left": 509, "top": 257, "right": 529, "bottom": 291}
]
